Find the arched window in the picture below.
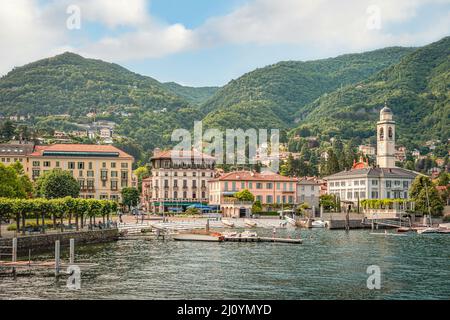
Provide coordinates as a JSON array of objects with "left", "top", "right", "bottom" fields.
[
  {"left": 379, "top": 128, "right": 384, "bottom": 140},
  {"left": 388, "top": 127, "right": 393, "bottom": 139}
]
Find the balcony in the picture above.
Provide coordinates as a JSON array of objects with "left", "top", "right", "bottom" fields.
[{"left": 222, "top": 198, "right": 253, "bottom": 205}]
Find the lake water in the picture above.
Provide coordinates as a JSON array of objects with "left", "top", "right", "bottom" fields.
[{"left": 0, "top": 229, "right": 449, "bottom": 300}]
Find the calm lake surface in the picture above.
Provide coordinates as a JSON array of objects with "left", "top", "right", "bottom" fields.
[{"left": 0, "top": 228, "right": 449, "bottom": 300}]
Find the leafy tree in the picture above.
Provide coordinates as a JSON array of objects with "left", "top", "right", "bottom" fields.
[
  {"left": 0, "top": 120, "right": 16, "bottom": 142},
  {"left": 37, "top": 169, "right": 80, "bottom": 199},
  {"left": 234, "top": 189, "right": 255, "bottom": 202},
  {"left": 320, "top": 194, "right": 337, "bottom": 211},
  {"left": 121, "top": 187, "right": 140, "bottom": 209},
  {"left": 410, "top": 176, "right": 444, "bottom": 217},
  {"left": 437, "top": 172, "right": 450, "bottom": 186},
  {"left": 252, "top": 200, "right": 262, "bottom": 214},
  {"left": 0, "top": 163, "right": 28, "bottom": 199}
]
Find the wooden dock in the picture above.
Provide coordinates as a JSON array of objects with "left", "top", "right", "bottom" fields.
[{"left": 224, "top": 236, "right": 302, "bottom": 244}]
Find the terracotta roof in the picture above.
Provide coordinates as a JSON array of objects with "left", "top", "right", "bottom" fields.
[
  {"left": 213, "top": 171, "right": 296, "bottom": 182},
  {"left": 30, "top": 144, "right": 133, "bottom": 159},
  {"left": 152, "top": 149, "right": 215, "bottom": 161}
]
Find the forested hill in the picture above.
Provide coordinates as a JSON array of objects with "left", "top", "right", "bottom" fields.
[
  {"left": 162, "top": 82, "right": 219, "bottom": 105},
  {"left": 200, "top": 46, "right": 416, "bottom": 130},
  {"left": 0, "top": 52, "right": 190, "bottom": 116},
  {"left": 295, "top": 36, "right": 450, "bottom": 148}
]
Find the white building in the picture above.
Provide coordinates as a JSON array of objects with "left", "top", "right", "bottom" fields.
[
  {"left": 358, "top": 145, "right": 376, "bottom": 157},
  {"left": 325, "top": 105, "right": 417, "bottom": 202},
  {"left": 100, "top": 128, "right": 113, "bottom": 139}
]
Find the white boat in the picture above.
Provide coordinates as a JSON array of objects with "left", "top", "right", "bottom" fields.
[
  {"left": 221, "top": 219, "right": 235, "bottom": 227},
  {"left": 311, "top": 220, "right": 326, "bottom": 228},
  {"left": 222, "top": 231, "right": 238, "bottom": 238},
  {"left": 417, "top": 227, "right": 440, "bottom": 234},
  {"left": 240, "top": 230, "right": 258, "bottom": 238},
  {"left": 285, "top": 216, "right": 297, "bottom": 226},
  {"left": 244, "top": 219, "right": 257, "bottom": 228}
]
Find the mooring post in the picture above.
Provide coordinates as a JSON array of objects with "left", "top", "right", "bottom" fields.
[
  {"left": 12, "top": 238, "right": 17, "bottom": 276},
  {"left": 69, "top": 239, "right": 75, "bottom": 265},
  {"left": 55, "top": 240, "right": 60, "bottom": 277}
]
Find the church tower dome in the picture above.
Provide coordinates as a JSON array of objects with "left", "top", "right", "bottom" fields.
[{"left": 377, "top": 102, "right": 396, "bottom": 168}]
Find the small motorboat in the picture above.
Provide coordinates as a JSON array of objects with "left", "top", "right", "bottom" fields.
[
  {"left": 311, "top": 220, "right": 326, "bottom": 228},
  {"left": 244, "top": 219, "right": 257, "bottom": 228},
  {"left": 416, "top": 227, "right": 440, "bottom": 234},
  {"left": 285, "top": 216, "right": 297, "bottom": 227},
  {"left": 172, "top": 230, "right": 224, "bottom": 242},
  {"left": 222, "top": 231, "right": 238, "bottom": 238},
  {"left": 240, "top": 230, "right": 258, "bottom": 238},
  {"left": 221, "top": 219, "right": 235, "bottom": 228}
]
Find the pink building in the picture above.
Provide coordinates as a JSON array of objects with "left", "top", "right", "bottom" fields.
[{"left": 209, "top": 171, "right": 297, "bottom": 218}]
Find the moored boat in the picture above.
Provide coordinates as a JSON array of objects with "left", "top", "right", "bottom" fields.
[
  {"left": 221, "top": 219, "right": 235, "bottom": 227},
  {"left": 240, "top": 230, "right": 258, "bottom": 238},
  {"left": 244, "top": 219, "right": 257, "bottom": 228},
  {"left": 285, "top": 216, "right": 297, "bottom": 226},
  {"left": 311, "top": 220, "right": 326, "bottom": 228},
  {"left": 416, "top": 227, "right": 440, "bottom": 234}
]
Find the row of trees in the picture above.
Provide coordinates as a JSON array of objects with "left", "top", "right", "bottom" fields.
[{"left": 0, "top": 197, "right": 118, "bottom": 236}]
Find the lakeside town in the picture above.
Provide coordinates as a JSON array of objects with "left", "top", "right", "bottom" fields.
[
  {"left": 0, "top": 106, "right": 448, "bottom": 243},
  {"left": 0, "top": 0, "right": 449, "bottom": 299}
]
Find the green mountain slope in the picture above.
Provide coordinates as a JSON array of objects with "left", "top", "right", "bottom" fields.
[
  {"left": 162, "top": 82, "right": 219, "bottom": 105},
  {"left": 296, "top": 36, "right": 450, "bottom": 147},
  {"left": 0, "top": 52, "right": 189, "bottom": 116},
  {"left": 201, "top": 47, "right": 416, "bottom": 130}
]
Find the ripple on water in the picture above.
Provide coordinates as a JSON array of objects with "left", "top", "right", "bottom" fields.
[{"left": 0, "top": 229, "right": 449, "bottom": 299}]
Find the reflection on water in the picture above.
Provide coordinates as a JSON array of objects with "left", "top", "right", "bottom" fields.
[{"left": 0, "top": 229, "right": 449, "bottom": 300}]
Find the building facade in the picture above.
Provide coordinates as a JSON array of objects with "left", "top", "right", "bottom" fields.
[
  {"left": 297, "top": 177, "right": 323, "bottom": 208},
  {"left": 141, "top": 149, "right": 216, "bottom": 213},
  {"left": 209, "top": 171, "right": 297, "bottom": 217},
  {"left": 0, "top": 143, "right": 135, "bottom": 201},
  {"left": 325, "top": 106, "right": 417, "bottom": 202}
]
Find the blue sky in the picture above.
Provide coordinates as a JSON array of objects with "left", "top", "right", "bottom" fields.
[{"left": 1, "top": 0, "right": 449, "bottom": 86}]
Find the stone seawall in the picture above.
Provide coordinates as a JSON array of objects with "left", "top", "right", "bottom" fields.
[{"left": 0, "top": 229, "right": 119, "bottom": 255}]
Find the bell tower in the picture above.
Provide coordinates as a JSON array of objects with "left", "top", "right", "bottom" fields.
[{"left": 377, "top": 103, "right": 396, "bottom": 168}]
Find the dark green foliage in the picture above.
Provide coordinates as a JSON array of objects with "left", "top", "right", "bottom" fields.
[
  {"left": 200, "top": 47, "right": 414, "bottom": 130},
  {"left": 410, "top": 176, "right": 444, "bottom": 217},
  {"left": 36, "top": 169, "right": 80, "bottom": 199},
  {"left": 234, "top": 189, "right": 255, "bottom": 202},
  {"left": 0, "top": 162, "right": 32, "bottom": 199},
  {"left": 121, "top": 187, "right": 140, "bottom": 208},
  {"left": 297, "top": 37, "right": 449, "bottom": 148},
  {"left": 162, "top": 82, "right": 219, "bottom": 105},
  {"left": 0, "top": 52, "right": 188, "bottom": 116}
]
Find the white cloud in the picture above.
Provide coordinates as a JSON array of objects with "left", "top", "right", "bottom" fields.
[
  {"left": 0, "top": 0, "right": 68, "bottom": 75},
  {"left": 197, "top": 0, "right": 450, "bottom": 51},
  {"left": 80, "top": 23, "right": 197, "bottom": 60},
  {"left": 0, "top": 0, "right": 449, "bottom": 76},
  {"left": 74, "top": 0, "right": 149, "bottom": 28}
]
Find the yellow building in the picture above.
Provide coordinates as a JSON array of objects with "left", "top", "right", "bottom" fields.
[{"left": 0, "top": 143, "right": 135, "bottom": 201}]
